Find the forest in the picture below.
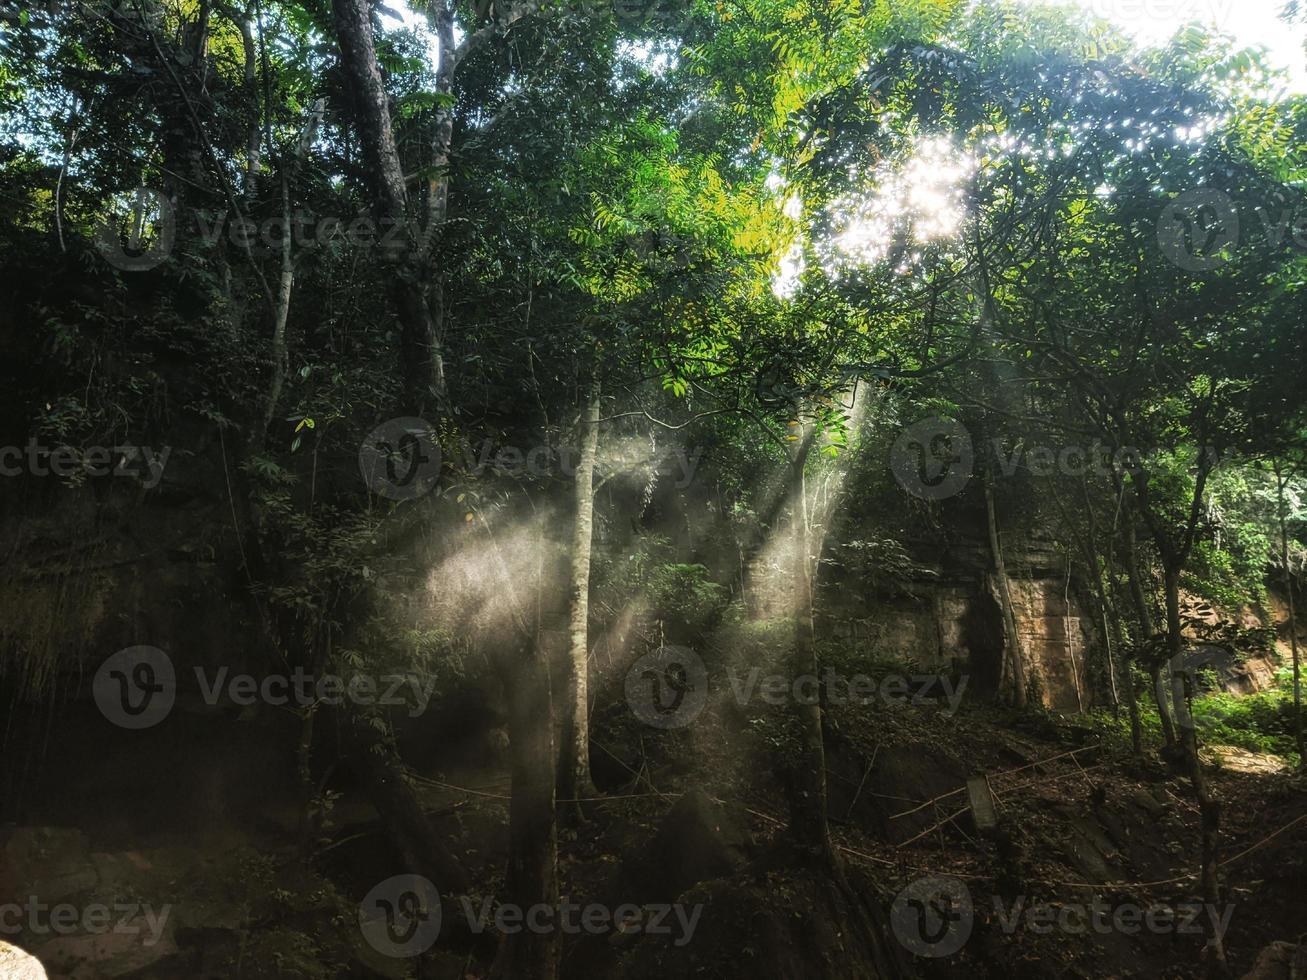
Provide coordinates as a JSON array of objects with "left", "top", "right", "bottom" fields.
[{"left": 0, "top": 0, "right": 1305, "bottom": 976}]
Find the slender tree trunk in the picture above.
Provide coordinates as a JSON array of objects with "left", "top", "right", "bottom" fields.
[
  {"left": 1125, "top": 443, "right": 1222, "bottom": 967},
  {"left": 786, "top": 426, "right": 833, "bottom": 861},
  {"left": 1110, "top": 576, "right": 1143, "bottom": 756},
  {"left": 1162, "top": 563, "right": 1225, "bottom": 970},
  {"left": 491, "top": 637, "right": 559, "bottom": 980},
  {"left": 1124, "top": 516, "right": 1176, "bottom": 750},
  {"left": 559, "top": 378, "right": 600, "bottom": 812},
  {"left": 1080, "top": 476, "right": 1142, "bottom": 752},
  {"left": 984, "top": 463, "right": 1027, "bottom": 708},
  {"left": 1077, "top": 483, "right": 1118, "bottom": 714},
  {"left": 226, "top": 6, "right": 260, "bottom": 198},
  {"left": 1274, "top": 462, "right": 1304, "bottom": 769},
  {"left": 296, "top": 628, "right": 331, "bottom": 857},
  {"left": 249, "top": 169, "right": 294, "bottom": 451}
]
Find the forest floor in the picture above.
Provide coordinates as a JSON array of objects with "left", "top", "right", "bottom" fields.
[{"left": 3, "top": 699, "right": 1305, "bottom": 979}]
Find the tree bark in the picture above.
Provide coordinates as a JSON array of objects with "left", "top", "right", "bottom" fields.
[
  {"left": 1109, "top": 575, "right": 1143, "bottom": 756},
  {"left": 248, "top": 168, "right": 294, "bottom": 452},
  {"left": 490, "top": 637, "right": 559, "bottom": 980},
  {"left": 1124, "top": 515, "right": 1176, "bottom": 750},
  {"left": 329, "top": 0, "right": 446, "bottom": 414},
  {"left": 347, "top": 710, "right": 470, "bottom": 894},
  {"left": 1126, "top": 437, "right": 1222, "bottom": 966},
  {"left": 559, "top": 378, "right": 600, "bottom": 812},
  {"left": 328, "top": 0, "right": 408, "bottom": 228},
  {"left": 984, "top": 462, "right": 1028, "bottom": 708},
  {"left": 1162, "top": 563, "right": 1225, "bottom": 969},
  {"left": 786, "top": 425, "right": 833, "bottom": 861},
  {"left": 1081, "top": 475, "right": 1143, "bottom": 754},
  {"left": 1274, "top": 462, "right": 1304, "bottom": 769}
]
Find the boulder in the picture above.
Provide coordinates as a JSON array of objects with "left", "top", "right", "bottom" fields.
[
  {"left": 1240, "top": 940, "right": 1307, "bottom": 980},
  {"left": 0, "top": 941, "right": 46, "bottom": 979},
  {"left": 29, "top": 929, "right": 177, "bottom": 979}
]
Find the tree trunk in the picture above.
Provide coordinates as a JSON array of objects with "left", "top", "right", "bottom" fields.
[
  {"left": 559, "top": 378, "right": 600, "bottom": 813},
  {"left": 347, "top": 711, "right": 470, "bottom": 894},
  {"left": 329, "top": 0, "right": 446, "bottom": 415},
  {"left": 228, "top": 7, "right": 260, "bottom": 199},
  {"left": 250, "top": 168, "right": 293, "bottom": 452},
  {"left": 1081, "top": 476, "right": 1143, "bottom": 754},
  {"left": 1162, "top": 563, "right": 1225, "bottom": 969},
  {"left": 786, "top": 426, "right": 833, "bottom": 861},
  {"left": 984, "top": 463, "right": 1027, "bottom": 708},
  {"left": 1124, "top": 516, "right": 1176, "bottom": 751},
  {"left": 1107, "top": 578, "right": 1142, "bottom": 756},
  {"left": 490, "top": 637, "right": 559, "bottom": 980},
  {"left": 1274, "top": 462, "right": 1304, "bottom": 770}
]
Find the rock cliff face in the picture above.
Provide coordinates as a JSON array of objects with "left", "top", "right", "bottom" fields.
[
  {"left": 814, "top": 533, "right": 1288, "bottom": 714},
  {"left": 816, "top": 536, "right": 1097, "bottom": 712},
  {"left": 1008, "top": 574, "right": 1095, "bottom": 711},
  {"left": 1177, "top": 591, "right": 1284, "bottom": 695}
]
